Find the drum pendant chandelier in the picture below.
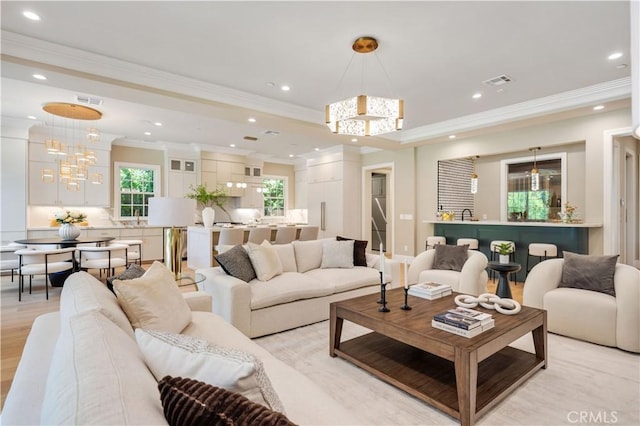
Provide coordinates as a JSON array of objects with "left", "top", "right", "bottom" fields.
[{"left": 325, "top": 37, "right": 404, "bottom": 137}]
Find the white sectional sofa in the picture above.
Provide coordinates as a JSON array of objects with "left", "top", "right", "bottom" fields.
[
  {"left": 2, "top": 270, "right": 360, "bottom": 425},
  {"left": 197, "top": 238, "right": 396, "bottom": 338}
]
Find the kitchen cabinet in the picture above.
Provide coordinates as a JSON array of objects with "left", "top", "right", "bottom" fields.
[
  {"left": 239, "top": 177, "right": 265, "bottom": 209},
  {"left": 216, "top": 161, "right": 245, "bottom": 196}
]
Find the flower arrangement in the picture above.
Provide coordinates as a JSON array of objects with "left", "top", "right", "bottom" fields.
[
  {"left": 54, "top": 209, "right": 87, "bottom": 224},
  {"left": 563, "top": 202, "right": 577, "bottom": 223}
]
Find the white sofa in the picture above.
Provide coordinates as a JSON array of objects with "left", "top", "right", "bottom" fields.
[
  {"left": 2, "top": 271, "right": 360, "bottom": 425},
  {"left": 523, "top": 258, "right": 640, "bottom": 353},
  {"left": 197, "top": 238, "right": 396, "bottom": 338},
  {"left": 407, "top": 249, "right": 489, "bottom": 296}
]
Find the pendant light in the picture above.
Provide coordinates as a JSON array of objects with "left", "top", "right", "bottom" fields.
[
  {"left": 529, "top": 147, "right": 541, "bottom": 191},
  {"left": 470, "top": 156, "right": 479, "bottom": 194}
]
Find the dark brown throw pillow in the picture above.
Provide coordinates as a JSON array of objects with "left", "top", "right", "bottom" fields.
[
  {"left": 336, "top": 236, "right": 368, "bottom": 267},
  {"left": 158, "top": 376, "right": 295, "bottom": 426},
  {"left": 432, "top": 244, "right": 469, "bottom": 272},
  {"left": 558, "top": 251, "right": 619, "bottom": 296},
  {"left": 215, "top": 245, "right": 256, "bottom": 283},
  {"left": 106, "top": 263, "right": 146, "bottom": 293}
]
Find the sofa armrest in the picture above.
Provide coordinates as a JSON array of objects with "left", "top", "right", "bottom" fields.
[
  {"left": 614, "top": 263, "right": 640, "bottom": 352},
  {"left": 182, "top": 291, "right": 213, "bottom": 312},
  {"left": 522, "top": 258, "right": 564, "bottom": 308},
  {"left": 458, "top": 250, "right": 489, "bottom": 296},
  {"left": 407, "top": 250, "right": 435, "bottom": 285},
  {"left": 196, "top": 267, "right": 252, "bottom": 336}
]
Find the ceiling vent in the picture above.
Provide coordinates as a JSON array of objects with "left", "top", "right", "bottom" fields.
[
  {"left": 75, "top": 95, "right": 104, "bottom": 106},
  {"left": 263, "top": 130, "right": 280, "bottom": 136},
  {"left": 243, "top": 136, "right": 258, "bottom": 141},
  {"left": 483, "top": 75, "right": 513, "bottom": 87}
]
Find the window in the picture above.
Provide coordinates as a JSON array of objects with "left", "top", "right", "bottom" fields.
[
  {"left": 113, "top": 162, "right": 160, "bottom": 219},
  {"left": 500, "top": 153, "right": 566, "bottom": 222},
  {"left": 262, "top": 176, "right": 287, "bottom": 217}
]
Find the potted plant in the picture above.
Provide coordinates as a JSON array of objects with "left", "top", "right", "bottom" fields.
[
  {"left": 496, "top": 242, "right": 514, "bottom": 264},
  {"left": 185, "top": 184, "right": 231, "bottom": 227}
]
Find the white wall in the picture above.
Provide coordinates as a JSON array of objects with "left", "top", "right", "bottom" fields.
[{"left": 1, "top": 128, "right": 28, "bottom": 242}]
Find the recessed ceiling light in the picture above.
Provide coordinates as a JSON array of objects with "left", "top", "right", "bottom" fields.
[
  {"left": 154, "top": 122, "right": 162, "bottom": 127},
  {"left": 281, "top": 85, "right": 291, "bottom": 92},
  {"left": 230, "top": 144, "right": 236, "bottom": 148},
  {"left": 608, "top": 52, "right": 623, "bottom": 60},
  {"left": 472, "top": 93, "right": 482, "bottom": 99},
  {"left": 144, "top": 131, "right": 151, "bottom": 136},
  {"left": 449, "top": 135, "right": 456, "bottom": 139},
  {"left": 27, "top": 115, "right": 37, "bottom": 120},
  {"left": 593, "top": 105, "right": 605, "bottom": 111},
  {"left": 314, "top": 147, "right": 320, "bottom": 151},
  {"left": 351, "top": 138, "right": 358, "bottom": 142},
  {"left": 248, "top": 117, "right": 256, "bottom": 123},
  {"left": 288, "top": 154, "right": 294, "bottom": 158},
  {"left": 32, "top": 74, "right": 47, "bottom": 80},
  {"left": 22, "top": 11, "right": 41, "bottom": 21}
]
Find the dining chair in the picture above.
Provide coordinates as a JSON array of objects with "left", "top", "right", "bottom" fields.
[
  {"left": 0, "top": 243, "right": 26, "bottom": 282},
  {"left": 297, "top": 226, "right": 319, "bottom": 241},
  {"left": 247, "top": 227, "right": 272, "bottom": 244},
  {"left": 274, "top": 226, "right": 297, "bottom": 244},
  {"left": 109, "top": 239, "right": 143, "bottom": 265},
  {"left": 76, "top": 244, "right": 129, "bottom": 278},
  {"left": 15, "top": 247, "right": 76, "bottom": 301}
]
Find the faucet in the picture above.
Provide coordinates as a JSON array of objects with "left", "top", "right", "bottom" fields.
[
  {"left": 462, "top": 209, "right": 472, "bottom": 221},
  {"left": 134, "top": 209, "right": 140, "bottom": 225}
]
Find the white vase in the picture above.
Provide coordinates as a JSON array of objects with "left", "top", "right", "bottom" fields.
[
  {"left": 59, "top": 223, "right": 81, "bottom": 240},
  {"left": 202, "top": 207, "right": 215, "bottom": 229},
  {"left": 499, "top": 254, "right": 510, "bottom": 264}
]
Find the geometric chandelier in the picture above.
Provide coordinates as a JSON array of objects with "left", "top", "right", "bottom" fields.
[{"left": 325, "top": 37, "right": 404, "bottom": 137}]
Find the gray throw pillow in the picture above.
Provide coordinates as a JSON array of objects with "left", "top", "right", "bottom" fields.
[
  {"left": 558, "top": 251, "right": 619, "bottom": 296},
  {"left": 432, "top": 244, "right": 469, "bottom": 272},
  {"left": 106, "top": 263, "right": 146, "bottom": 293},
  {"left": 215, "top": 245, "right": 256, "bottom": 283}
]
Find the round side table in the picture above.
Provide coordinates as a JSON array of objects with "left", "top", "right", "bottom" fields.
[{"left": 488, "top": 261, "right": 521, "bottom": 299}]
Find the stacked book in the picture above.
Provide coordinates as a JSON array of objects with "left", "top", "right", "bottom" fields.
[
  {"left": 432, "top": 306, "right": 495, "bottom": 338},
  {"left": 407, "top": 282, "right": 452, "bottom": 300}
]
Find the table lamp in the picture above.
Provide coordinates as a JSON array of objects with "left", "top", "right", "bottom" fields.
[{"left": 147, "top": 197, "right": 195, "bottom": 278}]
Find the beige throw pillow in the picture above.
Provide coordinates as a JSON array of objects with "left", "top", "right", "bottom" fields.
[
  {"left": 113, "top": 261, "right": 192, "bottom": 334},
  {"left": 321, "top": 239, "right": 355, "bottom": 269},
  {"left": 245, "top": 241, "right": 283, "bottom": 281}
]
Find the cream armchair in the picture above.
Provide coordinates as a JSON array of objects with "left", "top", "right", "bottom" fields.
[
  {"left": 523, "top": 259, "right": 640, "bottom": 353},
  {"left": 407, "top": 249, "right": 488, "bottom": 296}
]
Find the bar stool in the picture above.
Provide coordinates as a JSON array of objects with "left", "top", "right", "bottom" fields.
[
  {"left": 274, "top": 226, "right": 297, "bottom": 244},
  {"left": 247, "top": 227, "right": 272, "bottom": 244},
  {"left": 215, "top": 228, "right": 245, "bottom": 254},
  {"left": 425, "top": 236, "right": 446, "bottom": 250},
  {"left": 526, "top": 243, "right": 558, "bottom": 277},
  {"left": 489, "top": 240, "right": 516, "bottom": 280},
  {"left": 457, "top": 238, "right": 479, "bottom": 250}
]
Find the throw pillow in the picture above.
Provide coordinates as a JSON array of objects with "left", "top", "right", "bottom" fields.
[
  {"left": 245, "top": 241, "right": 283, "bottom": 281},
  {"left": 113, "top": 261, "right": 192, "bottom": 334},
  {"left": 106, "top": 263, "right": 146, "bottom": 293},
  {"left": 336, "top": 236, "right": 368, "bottom": 267},
  {"left": 320, "top": 239, "right": 354, "bottom": 269},
  {"left": 136, "top": 329, "right": 284, "bottom": 413},
  {"left": 433, "top": 244, "right": 469, "bottom": 272},
  {"left": 292, "top": 239, "right": 323, "bottom": 273},
  {"left": 272, "top": 243, "right": 298, "bottom": 272},
  {"left": 158, "top": 376, "right": 294, "bottom": 426},
  {"left": 558, "top": 251, "right": 619, "bottom": 296},
  {"left": 215, "top": 245, "right": 256, "bottom": 282}
]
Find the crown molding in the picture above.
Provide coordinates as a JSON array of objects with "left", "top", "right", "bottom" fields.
[{"left": 393, "top": 77, "right": 632, "bottom": 144}]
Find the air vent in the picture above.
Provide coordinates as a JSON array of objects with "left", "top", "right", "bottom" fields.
[
  {"left": 243, "top": 136, "right": 258, "bottom": 141},
  {"left": 263, "top": 130, "right": 280, "bottom": 136},
  {"left": 483, "top": 75, "right": 513, "bottom": 87},
  {"left": 75, "top": 95, "right": 104, "bottom": 106}
]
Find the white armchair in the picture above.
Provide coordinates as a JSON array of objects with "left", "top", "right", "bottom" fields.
[
  {"left": 407, "top": 249, "right": 488, "bottom": 296},
  {"left": 523, "top": 258, "right": 640, "bottom": 353}
]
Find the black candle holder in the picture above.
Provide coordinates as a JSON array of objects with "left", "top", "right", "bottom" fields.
[
  {"left": 400, "top": 287, "right": 412, "bottom": 310},
  {"left": 378, "top": 271, "right": 390, "bottom": 312}
]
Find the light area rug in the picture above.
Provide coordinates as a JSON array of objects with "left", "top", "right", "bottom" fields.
[{"left": 255, "top": 320, "right": 640, "bottom": 426}]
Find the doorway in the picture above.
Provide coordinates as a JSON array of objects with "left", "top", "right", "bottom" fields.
[{"left": 362, "top": 164, "right": 393, "bottom": 254}]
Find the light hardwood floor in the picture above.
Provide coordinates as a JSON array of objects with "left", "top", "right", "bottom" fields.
[{"left": 0, "top": 263, "right": 522, "bottom": 410}]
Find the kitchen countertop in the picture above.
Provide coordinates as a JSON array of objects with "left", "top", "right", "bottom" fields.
[
  {"left": 422, "top": 220, "right": 602, "bottom": 228},
  {"left": 27, "top": 224, "right": 162, "bottom": 231}
]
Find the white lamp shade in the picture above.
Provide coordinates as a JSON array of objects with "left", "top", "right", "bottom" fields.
[{"left": 147, "top": 197, "right": 196, "bottom": 227}]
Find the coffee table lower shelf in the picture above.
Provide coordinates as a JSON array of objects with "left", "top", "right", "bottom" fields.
[{"left": 334, "top": 332, "right": 545, "bottom": 422}]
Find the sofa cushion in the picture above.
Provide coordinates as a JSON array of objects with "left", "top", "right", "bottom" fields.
[
  {"left": 250, "top": 272, "right": 332, "bottom": 310},
  {"left": 245, "top": 241, "right": 283, "bottom": 281},
  {"left": 40, "top": 310, "right": 165, "bottom": 425},
  {"left": 158, "top": 376, "right": 294, "bottom": 426},
  {"left": 215, "top": 244, "right": 256, "bottom": 282},
  {"left": 306, "top": 266, "right": 379, "bottom": 293},
  {"left": 113, "top": 261, "right": 192, "bottom": 333},
  {"left": 337, "top": 236, "right": 368, "bottom": 267},
  {"left": 433, "top": 244, "right": 468, "bottom": 271},
  {"left": 60, "top": 271, "right": 135, "bottom": 338},
  {"left": 559, "top": 251, "right": 619, "bottom": 296},
  {"left": 272, "top": 243, "right": 297, "bottom": 272},
  {"left": 292, "top": 239, "right": 324, "bottom": 273},
  {"left": 321, "top": 239, "right": 354, "bottom": 269},
  {"left": 135, "top": 329, "right": 283, "bottom": 412}
]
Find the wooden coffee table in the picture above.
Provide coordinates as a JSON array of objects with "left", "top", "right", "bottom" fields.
[{"left": 330, "top": 288, "right": 546, "bottom": 426}]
